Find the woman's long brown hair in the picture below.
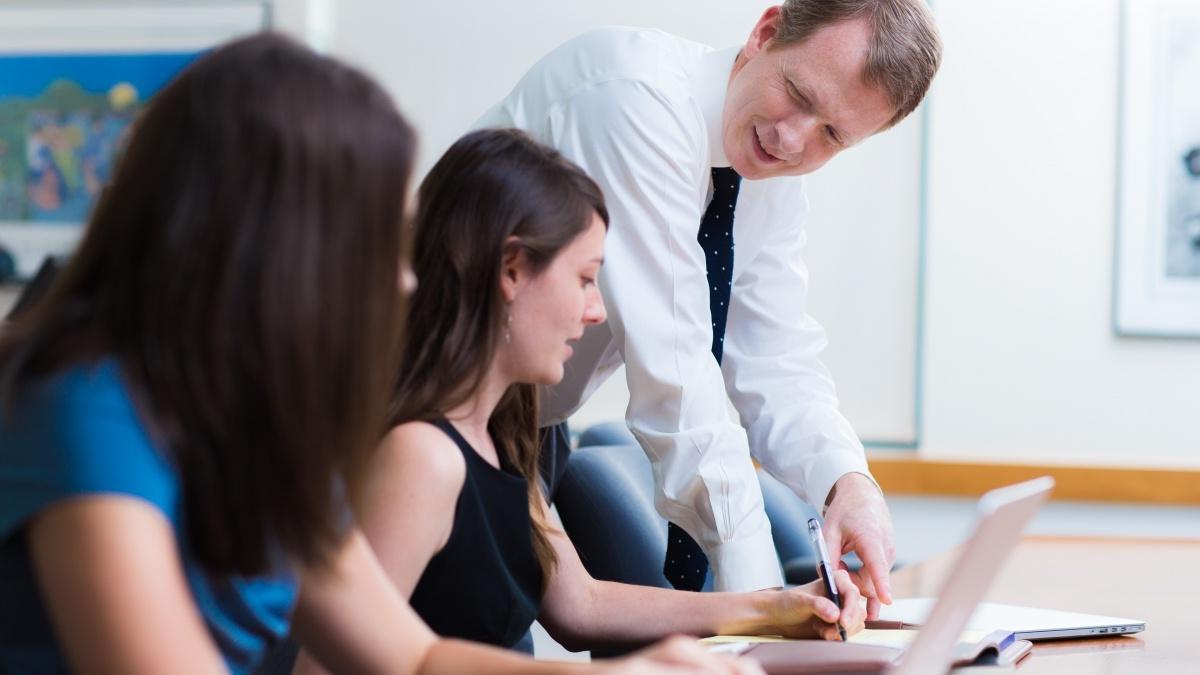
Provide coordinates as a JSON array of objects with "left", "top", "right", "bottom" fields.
[
  {"left": 392, "top": 129, "right": 608, "bottom": 584},
  {"left": 0, "top": 34, "right": 415, "bottom": 575}
]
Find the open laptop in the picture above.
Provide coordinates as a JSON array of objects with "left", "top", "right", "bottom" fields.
[
  {"left": 877, "top": 599, "right": 1145, "bottom": 641},
  {"left": 722, "top": 476, "right": 1056, "bottom": 674}
]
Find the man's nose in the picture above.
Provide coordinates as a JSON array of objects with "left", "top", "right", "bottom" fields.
[{"left": 775, "top": 114, "right": 815, "bottom": 157}]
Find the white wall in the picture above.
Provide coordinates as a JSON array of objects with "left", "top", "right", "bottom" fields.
[
  {"left": 920, "top": 0, "right": 1200, "bottom": 465},
  {"left": 291, "top": 0, "right": 1200, "bottom": 466}
]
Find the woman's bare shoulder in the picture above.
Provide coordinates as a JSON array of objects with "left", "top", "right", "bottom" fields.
[{"left": 372, "top": 421, "right": 467, "bottom": 495}]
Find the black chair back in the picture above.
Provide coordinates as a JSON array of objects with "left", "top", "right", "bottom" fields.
[{"left": 555, "top": 442, "right": 672, "bottom": 589}]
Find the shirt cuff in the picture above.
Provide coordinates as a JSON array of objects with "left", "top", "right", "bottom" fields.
[
  {"left": 706, "top": 529, "right": 785, "bottom": 592},
  {"left": 808, "top": 453, "right": 878, "bottom": 516}
]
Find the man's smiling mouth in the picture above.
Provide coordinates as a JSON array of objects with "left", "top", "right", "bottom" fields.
[{"left": 753, "top": 128, "right": 782, "bottom": 163}]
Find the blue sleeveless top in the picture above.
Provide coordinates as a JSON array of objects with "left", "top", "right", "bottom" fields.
[{"left": 0, "top": 360, "right": 296, "bottom": 674}]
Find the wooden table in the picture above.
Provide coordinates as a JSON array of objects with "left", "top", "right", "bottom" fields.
[{"left": 889, "top": 535, "right": 1200, "bottom": 673}]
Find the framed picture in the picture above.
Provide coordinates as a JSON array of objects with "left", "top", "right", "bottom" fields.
[
  {"left": 1115, "top": 0, "right": 1200, "bottom": 337},
  {"left": 0, "top": 1, "right": 269, "bottom": 280}
]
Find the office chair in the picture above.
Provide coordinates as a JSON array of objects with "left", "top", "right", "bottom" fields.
[
  {"left": 555, "top": 440, "right": 674, "bottom": 590},
  {"left": 564, "top": 422, "right": 823, "bottom": 588}
]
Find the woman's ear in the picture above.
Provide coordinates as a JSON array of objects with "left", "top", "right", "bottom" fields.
[{"left": 499, "top": 235, "right": 525, "bottom": 303}]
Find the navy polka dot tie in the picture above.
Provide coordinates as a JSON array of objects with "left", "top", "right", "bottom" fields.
[{"left": 664, "top": 167, "right": 742, "bottom": 592}]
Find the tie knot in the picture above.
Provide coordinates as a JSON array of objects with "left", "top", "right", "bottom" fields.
[{"left": 711, "top": 167, "right": 742, "bottom": 199}]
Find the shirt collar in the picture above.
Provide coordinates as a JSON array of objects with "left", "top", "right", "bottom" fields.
[{"left": 693, "top": 45, "right": 740, "bottom": 168}]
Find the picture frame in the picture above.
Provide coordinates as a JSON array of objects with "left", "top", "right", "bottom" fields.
[
  {"left": 1114, "top": 0, "right": 1200, "bottom": 337},
  {"left": 0, "top": 1, "right": 269, "bottom": 280}
]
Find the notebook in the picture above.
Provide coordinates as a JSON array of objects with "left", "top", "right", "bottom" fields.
[
  {"left": 875, "top": 599, "right": 1145, "bottom": 640},
  {"left": 706, "top": 476, "right": 1055, "bottom": 674},
  {"left": 706, "top": 628, "right": 1032, "bottom": 671}
]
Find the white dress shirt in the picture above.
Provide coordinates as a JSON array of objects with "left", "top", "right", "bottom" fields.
[{"left": 477, "top": 27, "right": 873, "bottom": 592}]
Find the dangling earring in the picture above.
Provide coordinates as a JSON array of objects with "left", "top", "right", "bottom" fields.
[{"left": 504, "top": 309, "right": 513, "bottom": 344}]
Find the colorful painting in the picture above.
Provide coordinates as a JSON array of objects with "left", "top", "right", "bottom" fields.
[
  {"left": 0, "top": 1, "right": 267, "bottom": 280},
  {"left": 0, "top": 52, "right": 198, "bottom": 223}
]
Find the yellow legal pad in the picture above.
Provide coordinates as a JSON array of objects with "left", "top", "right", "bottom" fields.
[{"left": 703, "top": 628, "right": 995, "bottom": 650}]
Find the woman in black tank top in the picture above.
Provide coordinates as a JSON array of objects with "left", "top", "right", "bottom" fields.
[
  {"left": 407, "top": 418, "right": 544, "bottom": 648},
  {"left": 357, "top": 130, "right": 867, "bottom": 654}
]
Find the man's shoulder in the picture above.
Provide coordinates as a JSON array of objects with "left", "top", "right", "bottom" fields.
[
  {"left": 531, "top": 26, "right": 710, "bottom": 99},
  {"left": 481, "top": 26, "right": 715, "bottom": 153},
  {"left": 564, "top": 26, "right": 708, "bottom": 60}
]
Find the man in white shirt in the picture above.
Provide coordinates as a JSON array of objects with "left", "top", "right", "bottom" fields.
[{"left": 477, "top": 0, "right": 941, "bottom": 610}]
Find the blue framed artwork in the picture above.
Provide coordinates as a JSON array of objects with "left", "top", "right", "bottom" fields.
[
  {"left": 0, "top": 52, "right": 197, "bottom": 223},
  {"left": 0, "top": 2, "right": 269, "bottom": 280}
]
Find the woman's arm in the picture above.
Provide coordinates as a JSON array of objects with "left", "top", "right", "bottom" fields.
[
  {"left": 537, "top": 496, "right": 866, "bottom": 651},
  {"left": 289, "top": 529, "right": 435, "bottom": 675},
  {"left": 292, "top": 529, "right": 759, "bottom": 675},
  {"left": 356, "top": 422, "right": 465, "bottom": 597},
  {"left": 291, "top": 422, "right": 465, "bottom": 675},
  {"left": 28, "top": 495, "right": 228, "bottom": 675}
]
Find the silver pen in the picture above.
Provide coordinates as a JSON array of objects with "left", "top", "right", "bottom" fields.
[{"left": 807, "top": 517, "right": 848, "bottom": 641}]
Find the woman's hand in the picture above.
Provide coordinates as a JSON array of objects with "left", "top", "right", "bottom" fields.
[
  {"left": 753, "top": 569, "right": 867, "bottom": 641},
  {"left": 592, "top": 635, "right": 765, "bottom": 675}
]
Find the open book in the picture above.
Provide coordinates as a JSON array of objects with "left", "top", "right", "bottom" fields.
[{"left": 703, "top": 628, "right": 1031, "bottom": 672}]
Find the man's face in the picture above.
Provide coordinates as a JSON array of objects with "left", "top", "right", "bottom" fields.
[{"left": 722, "top": 9, "right": 896, "bottom": 180}]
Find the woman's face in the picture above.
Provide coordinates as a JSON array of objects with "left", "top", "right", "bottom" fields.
[{"left": 505, "top": 213, "right": 607, "bottom": 385}]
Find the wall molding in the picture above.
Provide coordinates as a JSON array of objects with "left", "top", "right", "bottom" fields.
[{"left": 868, "top": 454, "right": 1200, "bottom": 505}]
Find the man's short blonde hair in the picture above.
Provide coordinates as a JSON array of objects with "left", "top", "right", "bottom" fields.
[{"left": 773, "top": 0, "right": 942, "bottom": 129}]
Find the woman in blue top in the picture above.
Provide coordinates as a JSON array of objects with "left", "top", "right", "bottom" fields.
[
  {"left": 327, "top": 129, "right": 866, "bottom": 662},
  {"left": 0, "top": 33, "right": 745, "bottom": 675}
]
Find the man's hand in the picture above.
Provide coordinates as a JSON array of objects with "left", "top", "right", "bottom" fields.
[{"left": 820, "top": 472, "right": 895, "bottom": 620}]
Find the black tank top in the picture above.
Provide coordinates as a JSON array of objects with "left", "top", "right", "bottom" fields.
[{"left": 408, "top": 419, "right": 543, "bottom": 648}]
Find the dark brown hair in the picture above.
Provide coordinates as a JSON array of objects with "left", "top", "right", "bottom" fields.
[
  {"left": 774, "top": 0, "right": 942, "bottom": 128},
  {"left": 0, "top": 33, "right": 415, "bottom": 575},
  {"left": 391, "top": 128, "right": 607, "bottom": 582}
]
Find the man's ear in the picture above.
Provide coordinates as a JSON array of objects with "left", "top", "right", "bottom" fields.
[
  {"left": 745, "top": 5, "right": 782, "bottom": 59},
  {"left": 499, "top": 235, "right": 525, "bottom": 303}
]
